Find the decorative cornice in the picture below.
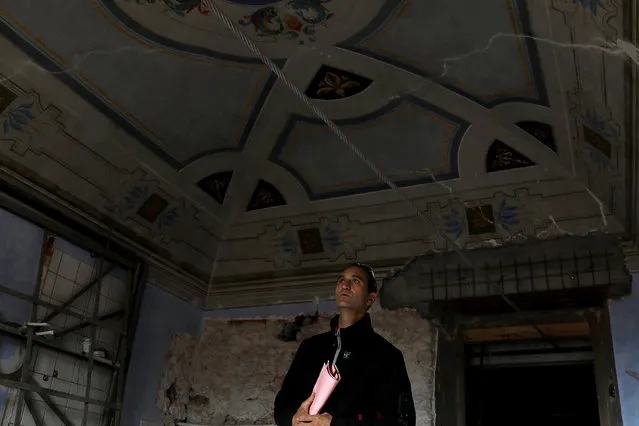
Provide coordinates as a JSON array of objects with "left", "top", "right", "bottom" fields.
[
  {"left": 205, "top": 263, "right": 404, "bottom": 309},
  {"left": 0, "top": 165, "right": 209, "bottom": 304}
]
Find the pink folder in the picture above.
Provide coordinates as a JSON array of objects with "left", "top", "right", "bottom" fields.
[{"left": 308, "top": 362, "right": 341, "bottom": 415}]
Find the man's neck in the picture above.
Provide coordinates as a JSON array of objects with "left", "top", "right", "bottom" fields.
[{"left": 338, "top": 310, "right": 365, "bottom": 329}]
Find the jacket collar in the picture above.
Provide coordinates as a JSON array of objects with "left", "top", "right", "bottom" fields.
[{"left": 330, "top": 313, "right": 374, "bottom": 340}]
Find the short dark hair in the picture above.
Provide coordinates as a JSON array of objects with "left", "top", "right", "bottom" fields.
[{"left": 349, "top": 262, "right": 377, "bottom": 293}]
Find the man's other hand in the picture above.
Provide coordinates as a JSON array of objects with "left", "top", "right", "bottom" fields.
[
  {"left": 296, "top": 413, "right": 333, "bottom": 426},
  {"left": 292, "top": 394, "right": 333, "bottom": 426},
  {"left": 292, "top": 393, "right": 315, "bottom": 426}
]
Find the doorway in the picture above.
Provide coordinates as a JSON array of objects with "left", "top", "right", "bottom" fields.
[{"left": 465, "top": 340, "right": 600, "bottom": 426}]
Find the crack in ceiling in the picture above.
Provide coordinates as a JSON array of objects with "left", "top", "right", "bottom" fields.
[{"left": 0, "top": 0, "right": 636, "bottom": 305}]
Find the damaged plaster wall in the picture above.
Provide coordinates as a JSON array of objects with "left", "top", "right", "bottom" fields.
[
  {"left": 203, "top": 300, "right": 339, "bottom": 320},
  {"left": 610, "top": 273, "right": 639, "bottom": 425},
  {"left": 122, "top": 281, "right": 203, "bottom": 426},
  {"left": 157, "top": 304, "right": 437, "bottom": 426}
]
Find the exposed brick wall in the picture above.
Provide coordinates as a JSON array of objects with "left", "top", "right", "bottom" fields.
[{"left": 157, "top": 306, "right": 436, "bottom": 426}]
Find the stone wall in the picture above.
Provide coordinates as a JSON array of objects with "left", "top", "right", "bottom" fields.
[{"left": 156, "top": 305, "right": 437, "bottom": 426}]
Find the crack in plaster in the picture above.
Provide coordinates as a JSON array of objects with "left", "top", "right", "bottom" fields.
[{"left": 0, "top": 19, "right": 636, "bottom": 293}]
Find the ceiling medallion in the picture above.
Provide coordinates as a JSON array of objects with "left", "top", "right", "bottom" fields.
[
  {"left": 111, "top": 0, "right": 386, "bottom": 58},
  {"left": 238, "top": 0, "right": 334, "bottom": 44}
]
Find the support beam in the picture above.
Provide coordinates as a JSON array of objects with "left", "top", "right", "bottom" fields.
[
  {"left": 30, "top": 382, "right": 75, "bottom": 426},
  {"left": 462, "top": 321, "right": 590, "bottom": 344},
  {"left": 83, "top": 255, "right": 105, "bottom": 426},
  {"left": 458, "top": 308, "right": 595, "bottom": 329},
  {"left": 434, "top": 330, "right": 465, "bottom": 426},
  {"left": 24, "top": 392, "right": 45, "bottom": 426},
  {"left": 0, "top": 283, "right": 122, "bottom": 332},
  {"left": 0, "top": 175, "right": 134, "bottom": 268},
  {"left": 0, "top": 323, "right": 118, "bottom": 369},
  {"left": 41, "top": 264, "right": 116, "bottom": 324},
  {"left": 381, "top": 235, "right": 631, "bottom": 312},
  {"left": 14, "top": 233, "right": 48, "bottom": 426},
  {"left": 588, "top": 305, "right": 624, "bottom": 426},
  {"left": 101, "top": 369, "right": 119, "bottom": 426},
  {"left": 110, "top": 263, "right": 147, "bottom": 426},
  {"left": 0, "top": 378, "right": 120, "bottom": 408},
  {"left": 54, "top": 309, "right": 124, "bottom": 338}
]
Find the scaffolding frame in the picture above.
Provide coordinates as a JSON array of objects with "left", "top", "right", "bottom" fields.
[{"left": 0, "top": 194, "right": 146, "bottom": 426}]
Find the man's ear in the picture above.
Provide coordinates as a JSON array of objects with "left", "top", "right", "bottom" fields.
[{"left": 367, "top": 292, "right": 377, "bottom": 307}]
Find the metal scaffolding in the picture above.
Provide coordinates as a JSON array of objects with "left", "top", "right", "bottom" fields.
[{"left": 0, "top": 210, "right": 146, "bottom": 425}]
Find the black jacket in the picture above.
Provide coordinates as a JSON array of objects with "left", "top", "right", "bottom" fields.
[{"left": 274, "top": 314, "right": 416, "bottom": 426}]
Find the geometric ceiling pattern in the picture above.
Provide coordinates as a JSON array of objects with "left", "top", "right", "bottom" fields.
[
  {"left": 0, "top": 0, "right": 636, "bottom": 306},
  {"left": 271, "top": 98, "right": 468, "bottom": 199},
  {"left": 343, "top": 0, "right": 548, "bottom": 106}
]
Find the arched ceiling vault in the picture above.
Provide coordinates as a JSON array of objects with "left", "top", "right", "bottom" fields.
[{"left": 0, "top": 0, "right": 636, "bottom": 307}]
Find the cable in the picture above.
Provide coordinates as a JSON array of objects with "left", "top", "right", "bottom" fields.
[
  {"left": 206, "top": 4, "right": 598, "bottom": 340},
  {"left": 206, "top": 3, "right": 477, "bottom": 267}
]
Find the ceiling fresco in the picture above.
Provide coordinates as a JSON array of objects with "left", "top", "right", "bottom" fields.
[
  {"left": 271, "top": 98, "right": 468, "bottom": 199},
  {"left": 343, "top": 0, "right": 547, "bottom": 106},
  {"left": 0, "top": 0, "right": 636, "bottom": 306},
  {"left": 111, "top": 0, "right": 388, "bottom": 57},
  {"left": 0, "top": 0, "right": 276, "bottom": 168}
]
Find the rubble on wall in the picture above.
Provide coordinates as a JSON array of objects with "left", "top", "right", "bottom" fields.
[
  {"left": 156, "top": 333, "right": 199, "bottom": 425},
  {"left": 157, "top": 306, "right": 436, "bottom": 426},
  {"left": 368, "top": 305, "right": 436, "bottom": 426}
]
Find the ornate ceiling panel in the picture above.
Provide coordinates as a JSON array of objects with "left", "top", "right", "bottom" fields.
[
  {"left": 343, "top": 0, "right": 548, "bottom": 106},
  {"left": 0, "top": 0, "right": 635, "bottom": 306},
  {"left": 270, "top": 98, "right": 468, "bottom": 199},
  {"left": 110, "top": 0, "right": 388, "bottom": 58},
  {"left": 0, "top": 0, "right": 274, "bottom": 168}
]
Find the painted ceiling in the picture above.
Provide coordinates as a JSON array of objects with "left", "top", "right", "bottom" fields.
[{"left": 0, "top": 0, "right": 636, "bottom": 306}]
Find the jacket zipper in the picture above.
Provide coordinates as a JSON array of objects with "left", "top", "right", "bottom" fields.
[{"left": 331, "top": 328, "right": 342, "bottom": 370}]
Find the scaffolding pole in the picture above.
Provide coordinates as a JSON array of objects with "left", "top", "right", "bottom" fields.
[
  {"left": 13, "top": 232, "right": 48, "bottom": 426},
  {"left": 82, "top": 250, "right": 105, "bottom": 426},
  {"left": 0, "top": 245, "right": 135, "bottom": 426}
]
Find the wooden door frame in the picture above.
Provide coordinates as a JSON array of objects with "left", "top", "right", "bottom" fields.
[{"left": 433, "top": 305, "right": 623, "bottom": 426}]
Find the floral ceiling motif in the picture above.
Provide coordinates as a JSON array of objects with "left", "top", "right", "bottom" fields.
[
  {"left": 114, "top": 0, "right": 386, "bottom": 57},
  {"left": 238, "top": 0, "right": 334, "bottom": 44},
  {"left": 305, "top": 65, "right": 373, "bottom": 100},
  {"left": 0, "top": 0, "right": 631, "bottom": 296}
]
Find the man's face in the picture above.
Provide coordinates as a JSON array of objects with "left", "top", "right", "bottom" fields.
[{"left": 335, "top": 266, "right": 376, "bottom": 312}]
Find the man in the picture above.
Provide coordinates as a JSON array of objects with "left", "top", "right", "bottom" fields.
[{"left": 274, "top": 263, "right": 416, "bottom": 426}]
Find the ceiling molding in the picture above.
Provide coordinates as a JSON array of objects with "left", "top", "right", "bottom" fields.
[
  {"left": 220, "top": 158, "right": 310, "bottom": 225},
  {"left": 96, "top": 0, "right": 280, "bottom": 64},
  {"left": 0, "top": 0, "right": 633, "bottom": 297},
  {"left": 624, "top": 0, "right": 639, "bottom": 249},
  {"left": 206, "top": 262, "right": 403, "bottom": 309},
  {"left": 175, "top": 71, "right": 279, "bottom": 169},
  {"left": 0, "top": 9, "right": 278, "bottom": 171},
  {"left": 268, "top": 96, "right": 468, "bottom": 200},
  {"left": 0, "top": 164, "right": 210, "bottom": 298},
  {"left": 179, "top": 152, "right": 243, "bottom": 183},
  {"left": 338, "top": 0, "right": 548, "bottom": 108},
  {"left": 234, "top": 173, "right": 574, "bottom": 225}
]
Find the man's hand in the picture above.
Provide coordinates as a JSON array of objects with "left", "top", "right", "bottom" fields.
[
  {"left": 292, "top": 393, "right": 315, "bottom": 426},
  {"left": 297, "top": 413, "right": 333, "bottom": 426},
  {"left": 292, "top": 393, "right": 333, "bottom": 426}
]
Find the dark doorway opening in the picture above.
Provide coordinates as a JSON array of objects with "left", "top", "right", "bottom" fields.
[{"left": 465, "top": 342, "right": 600, "bottom": 426}]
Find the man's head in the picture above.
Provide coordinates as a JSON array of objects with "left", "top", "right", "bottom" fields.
[{"left": 335, "top": 263, "right": 377, "bottom": 314}]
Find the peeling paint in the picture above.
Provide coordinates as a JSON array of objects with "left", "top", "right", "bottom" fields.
[{"left": 157, "top": 305, "right": 436, "bottom": 426}]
